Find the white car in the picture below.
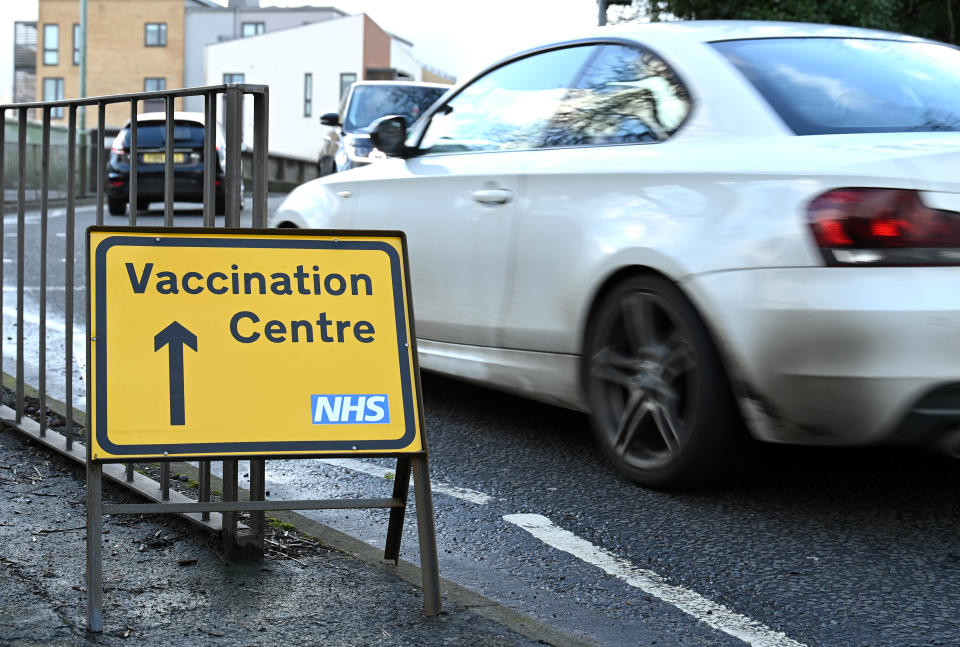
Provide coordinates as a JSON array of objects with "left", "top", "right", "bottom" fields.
[{"left": 271, "top": 21, "right": 960, "bottom": 488}]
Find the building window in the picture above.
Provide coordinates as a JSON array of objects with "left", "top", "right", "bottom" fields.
[
  {"left": 42, "top": 77, "right": 64, "bottom": 118},
  {"left": 143, "top": 78, "right": 166, "bottom": 112},
  {"left": 43, "top": 24, "right": 58, "bottom": 65},
  {"left": 145, "top": 23, "right": 167, "bottom": 47},
  {"left": 223, "top": 73, "right": 244, "bottom": 84},
  {"left": 304, "top": 73, "right": 312, "bottom": 117},
  {"left": 144, "top": 77, "right": 166, "bottom": 92},
  {"left": 72, "top": 24, "right": 80, "bottom": 65},
  {"left": 13, "top": 22, "right": 37, "bottom": 105},
  {"left": 241, "top": 22, "right": 265, "bottom": 38},
  {"left": 339, "top": 72, "right": 356, "bottom": 100}
]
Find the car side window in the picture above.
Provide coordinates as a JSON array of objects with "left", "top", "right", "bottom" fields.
[
  {"left": 418, "top": 45, "right": 600, "bottom": 155},
  {"left": 543, "top": 44, "right": 691, "bottom": 147}
]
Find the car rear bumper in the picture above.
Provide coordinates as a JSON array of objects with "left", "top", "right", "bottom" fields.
[
  {"left": 106, "top": 167, "right": 221, "bottom": 202},
  {"left": 685, "top": 267, "right": 960, "bottom": 450}
]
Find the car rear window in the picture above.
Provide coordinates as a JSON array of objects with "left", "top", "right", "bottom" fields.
[
  {"left": 343, "top": 85, "right": 447, "bottom": 133},
  {"left": 711, "top": 38, "right": 960, "bottom": 135},
  {"left": 122, "top": 121, "right": 205, "bottom": 148}
]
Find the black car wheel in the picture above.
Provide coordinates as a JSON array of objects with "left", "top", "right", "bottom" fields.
[
  {"left": 107, "top": 197, "right": 125, "bottom": 216},
  {"left": 584, "top": 274, "right": 743, "bottom": 489}
]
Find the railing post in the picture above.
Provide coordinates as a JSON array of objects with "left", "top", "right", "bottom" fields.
[
  {"left": 224, "top": 85, "right": 242, "bottom": 227},
  {"left": 65, "top": 106, "right": 76, "bottom": 449},
  {"left": 252, "top": 88, "right": 268, "bottom": 228},
  {"left": 16, "top": 108, "right": 26, "bottom": 422},
  {"left": 203, "top": 91, "right": 216, "bottom": 228},
  {"left": 39, "top": 108, "right": 50, "bottom": 437},
  {"left": 128, "top": 99, "right": 138, "bottom": 225}
]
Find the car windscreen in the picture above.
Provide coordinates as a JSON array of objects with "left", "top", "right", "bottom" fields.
[
  {"left": 122, "top": 121, "right": 205, "bottom": 148},
  {"left": 711, "top": 38, "right": 960, "bottom": 135},
  {"left": 343, "top": 85, "right": 447, "bottom": 133}
]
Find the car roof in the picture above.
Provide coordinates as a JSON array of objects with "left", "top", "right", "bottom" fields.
[
  {"left": 589, "top": 19, "right": 928, "bottom": 45},
  {"left": 349, "top": 81, "right": 451, "bottom": 90},
  {"left": 120, "top": 111, "right": 208, "bottom": 128}
]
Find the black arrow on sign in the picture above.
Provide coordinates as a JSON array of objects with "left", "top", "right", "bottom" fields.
[{"left": 154, "top": 321, "right": 198, "bottom": 426}]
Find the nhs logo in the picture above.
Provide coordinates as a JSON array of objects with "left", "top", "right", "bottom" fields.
[{"left": 311, "top": 394, "right": 390, "bottom": 424}]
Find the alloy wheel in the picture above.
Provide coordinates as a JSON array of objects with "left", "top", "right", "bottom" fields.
[{"left": 589, "top": 288, "right": 699, "bottom": 472}]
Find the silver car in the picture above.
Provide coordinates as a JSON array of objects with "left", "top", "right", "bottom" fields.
[
  {"left": 317, "top": 81, "right": 449, "bottom": 175},
  {"left": 272, "top": 21, "right": 960, "bottom": 488}
]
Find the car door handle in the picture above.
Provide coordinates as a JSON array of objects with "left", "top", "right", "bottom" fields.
[{"left": 471, "top": 188, "right": 513, "bottom": 204}]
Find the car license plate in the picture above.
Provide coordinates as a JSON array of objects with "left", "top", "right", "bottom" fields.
[{"left": 141, "top": 153, "right": 187, "bottom": 164}]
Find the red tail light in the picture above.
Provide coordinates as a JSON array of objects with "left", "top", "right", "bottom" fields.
[{"left": 807, "top": 188, "right": 960, "bottom": 266}]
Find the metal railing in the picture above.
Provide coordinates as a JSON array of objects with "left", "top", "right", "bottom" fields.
[
  {"left": 2, "top": 141, "right": 73, "bottom": 202},
  {"left": 0, "top": 83, "right": 268, "bottom": 547}
]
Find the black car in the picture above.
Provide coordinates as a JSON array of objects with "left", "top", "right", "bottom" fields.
[
  {"left": 318, "top": 81, "right": 449, "bottom": 176},
  {"left": 106, "top": 112, "right": 227, "bottom": 215}
]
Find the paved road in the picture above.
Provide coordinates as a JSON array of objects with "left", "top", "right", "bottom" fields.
[
  {"left": 3, "top": 201, "right": 960, "bottom": 646},
  {"left": 0, "top": 420, "right": 550, "bottom": 647},
  {"left": 0, "top": 196, "right": 286, "bottom": 407}
]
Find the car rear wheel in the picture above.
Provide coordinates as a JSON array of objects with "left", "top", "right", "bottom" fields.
[
  {"left": 107, "top": 197, "right": 125, "bottom": 216},
  {"left": 584, "top": 274, "right": 743, "bottom": 489}
]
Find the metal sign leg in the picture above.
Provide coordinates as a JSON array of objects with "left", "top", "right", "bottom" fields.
[
  {"left": 384, "top": 457, "right": 412, "bottom": 563},
  {"left": 244, "top": 459, "right": 266, "bottom": 552},
  {"left": 412, "top": 456, "right": 441, "bottom": 616},
  {"left": 85, "top": 462, "right": 103, "bottom": 632},
  {"left": 222, "top": 459, "right": 238, "bottom": 554}
]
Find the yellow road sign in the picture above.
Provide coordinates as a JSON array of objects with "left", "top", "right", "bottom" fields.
[{"left": 87, "top": 228, "right": 424, "bottom": 461}]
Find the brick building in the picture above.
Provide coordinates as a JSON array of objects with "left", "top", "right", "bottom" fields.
[
  {"left": 36, "top": 0, "right": 195, "bottom": 127},
  {"left": 32, "top": 0, "right": 455, "bottom": 139}
]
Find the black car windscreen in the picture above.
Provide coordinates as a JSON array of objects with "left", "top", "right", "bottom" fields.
[
  {"left": 711, "top": 38, "right": 960, "bottom": 135},
  {"left": 343, "top": 86, "right": 448, "bottom": 133},
  {"left": 122, "top": 121, "right": 206, "bottom": 148}
]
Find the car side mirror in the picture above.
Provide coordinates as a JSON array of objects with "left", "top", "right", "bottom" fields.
[
  {"left": 320, "top": 112, "right": 340, "bottom": 127},
  {"left": 369, "top": 115, "right": 409, "bottom": 158}
]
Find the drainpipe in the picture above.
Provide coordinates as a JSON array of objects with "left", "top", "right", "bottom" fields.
[{"left": 79, "top": 0, "right": 88, "bottom": 196}]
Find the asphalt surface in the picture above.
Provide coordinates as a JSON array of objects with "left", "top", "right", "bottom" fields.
[
  {"left": 219, "top": 372, "right": 960, "bottom": 647},
  {"left": 0, "top": 421, "right": 579, "bottom": 647},
  {"left": 5, "top": 199, "right": 960, "bottom": 646}
]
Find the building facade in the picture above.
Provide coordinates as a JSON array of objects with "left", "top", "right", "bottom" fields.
[
  {"left": 37, "top": 0, "right": 190, "bottom": 127},
  {"left": 29, "top": 0, "right": 454, "bottom": 153},
  {"left": 204, "top": 12, "right": 406, "bottom": 161},
  {"left": 182, "top": 2, "right": 347, "bottom": 113}
]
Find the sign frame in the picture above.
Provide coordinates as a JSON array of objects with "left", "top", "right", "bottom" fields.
[{"left": 84, "top": 227, "right": 440, "bottom": 632}]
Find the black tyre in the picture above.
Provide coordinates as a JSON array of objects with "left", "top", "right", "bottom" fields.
[
  {"left": 584, "top": 274, "right": 743, "bottom": 489},
  {"left": 107, "top": 197, "right": 125, "bottom": 216},
  {"left": 136, "top": 198, "right": 150, "bottom": 212}
]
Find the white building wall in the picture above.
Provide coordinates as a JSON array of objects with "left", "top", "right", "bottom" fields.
[
  {"left": 204, "top": 14, "right": 365, "bottom": 161},
  {"left": 390, "top": 39, "right": 422, "bottom": 82},
  {"left": 185, "top": 7, "right": 344, "bottom": 113}
]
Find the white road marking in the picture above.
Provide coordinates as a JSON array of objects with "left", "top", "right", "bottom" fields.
[
  {"left": 319, "top": 458, "right": 494, "bottom": 505},
  {"left": 504, "top": 514, "right": 808, "bottom": 647}
]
